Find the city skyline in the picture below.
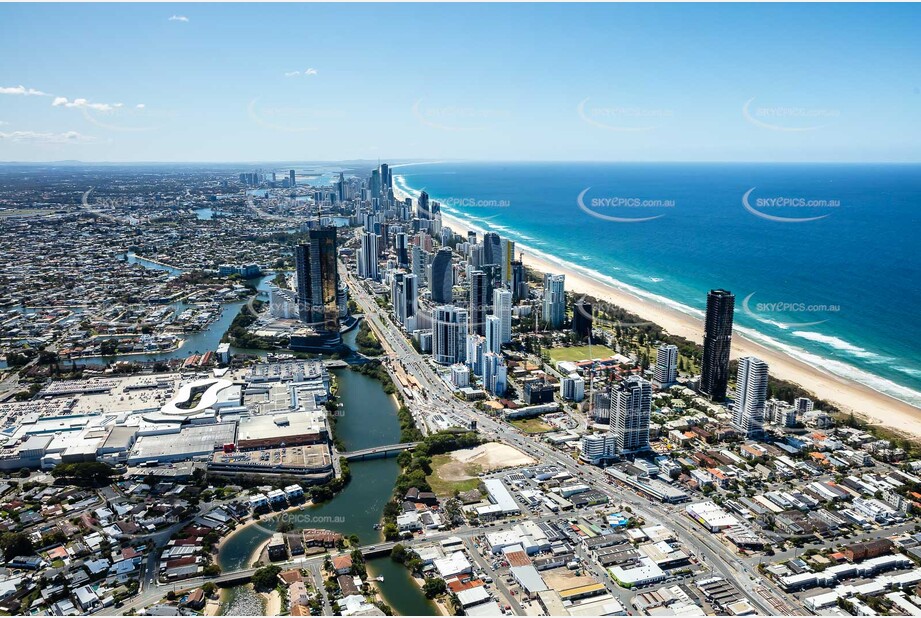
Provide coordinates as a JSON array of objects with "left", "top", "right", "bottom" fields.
[{"left": 2, "top": 3, "right": 921, "bottom": 163}]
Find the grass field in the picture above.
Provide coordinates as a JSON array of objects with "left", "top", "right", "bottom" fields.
[
  {"left": 548, "top": 344, "right": 617, "bottom": 363},
  {"left": 509, "top": 417, "right": 554, "bottom": 433},
  {"left": 427, "top": 454, "right": 483, "bottom": 496}
]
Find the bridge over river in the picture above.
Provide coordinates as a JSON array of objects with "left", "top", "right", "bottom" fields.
[{"left": 339, "top": 441, "right": 420, "bottom": 461}]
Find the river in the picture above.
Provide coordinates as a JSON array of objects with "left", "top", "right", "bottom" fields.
[{"left": 216, "top": 358, "right": 438, "bottom": 615}]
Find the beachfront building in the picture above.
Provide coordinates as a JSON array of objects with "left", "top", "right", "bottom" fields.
[
  {"left": 700, "top": 289, "right": 734, "bottom": 401},
  {"left": 733, "top": 356, "right": 768, "bottom": 437},
  {"left": 572, "top": 298, "right": 593, "bottom": 339},
  {"left": 542, "top": 273, "right": 566, "bottom": 329},
  {"left": 653, "top": 344, "right": 679, "bottom": 388}
]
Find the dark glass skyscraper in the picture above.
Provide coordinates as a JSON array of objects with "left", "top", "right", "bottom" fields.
[
  {"left": 483, "top": 232, "right": 502, "bottom": 266},
  {"left": 469, "top": 270, "right": 489, "bottom": 335},
  {"left": 417, "top": 190, "right": 431, "bottom": 219},
  {"left": 430, "top": 247, "right": 454, "bottom": 304},
  {"left": 295, "top": 228, "right": 340, "bottom": 333},
  {"left": 511, "top": 260, "right": 526, "bottom": 302},
  {"left": 572, "top": 299, "right": 593, "bottom": 339},
  {"left": 700, "top": 289, "right": 735, "bottom": 401}
]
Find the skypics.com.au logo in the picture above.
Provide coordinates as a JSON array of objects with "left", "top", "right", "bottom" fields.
[
  {"left": 742, "top": 187, "right": 840, "bottom": 223},
  {"left": 741, "top": 292, "right": 841, "bottom": 328},
  {"left": 577, "top": 98, "right": 674, "bottom": 132},
  {"left": 742, "top": 97, "right": 840, "bottom": 132},
  {"left": 577, "top": 188, "right": 675, "bottom": 223}
]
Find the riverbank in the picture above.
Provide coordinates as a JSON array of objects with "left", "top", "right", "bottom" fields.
[
  {"left": 393, "top": 183, "right": 921, "bottom": 438},
  {"left": 215, "top": 500, "right": 315, "bottom": 563},
  {"left": 260, "top": 589, "right": 281, "bottom": 616}
]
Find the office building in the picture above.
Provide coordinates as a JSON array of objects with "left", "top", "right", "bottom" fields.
[
  {"left": 610, "top": 376, "right": 652, "bottom": 454},
  {"left": 289, "top": 169, "right": 296, "bottom": 187},
  {"left": 542, "top": 273, "right": 566, "bottom": 329},
  {"left": 700, "top": 289, "right": 735, "bottom": 401},
  {"left": 295, "top": 228, "right": 339, "bottom": 332},
  {"left": 653, "top": 344, "right": 679, "bottom": 388},
  {"left": 432, "top": 305, "right": 468, "bottom": 365},
  {"left": 733, "top": 356, "right": 768, "bottom": 438}
]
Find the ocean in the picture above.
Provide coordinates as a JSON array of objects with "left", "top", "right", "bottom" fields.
[{"left": 392, "top": 162, "right": 921, "bottom": 409}]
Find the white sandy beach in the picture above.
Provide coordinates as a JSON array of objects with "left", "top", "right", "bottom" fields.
[{"left": 393, "top": 184, "right": 921, "bottom": 439}]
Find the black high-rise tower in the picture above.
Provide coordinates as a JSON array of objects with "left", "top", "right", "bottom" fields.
[{"left": 700, "top": 289, "right": 735, "bottom": 401}]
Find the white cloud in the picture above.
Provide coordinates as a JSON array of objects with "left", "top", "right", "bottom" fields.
[
  {"left": 52, "top": 97, "right": 117, "bottom": 112},
  {"left": 169, "top": 15, "right": 189, "bottom": 22},
  {"left": 284, "top": 68, "right": 318, "bottom": 78},
  {"left": 0, "top": 130, "right": 94, "bottom": 143},
  {"left": 136, "top": 103, "right": 146, "bottom": 109},
  {"left": 0, "top": 85, "right": 47, "bottom": 96}
]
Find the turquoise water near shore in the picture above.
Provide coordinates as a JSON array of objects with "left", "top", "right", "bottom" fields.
[{"left": 394, "top": 161, "right": 921, "bottom": 410}]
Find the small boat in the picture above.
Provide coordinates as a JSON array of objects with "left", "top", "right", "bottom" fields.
[{"left": 374, "top": 576, "right": 384, "bottom": 582}]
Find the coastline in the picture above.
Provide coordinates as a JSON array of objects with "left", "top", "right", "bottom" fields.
[{"left": 392, "top": 184, "right": 921, "bottom": 439}]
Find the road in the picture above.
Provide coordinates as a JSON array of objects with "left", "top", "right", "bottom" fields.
[{"left": 344, "top": 269, "right": 798, "bottom": 616}]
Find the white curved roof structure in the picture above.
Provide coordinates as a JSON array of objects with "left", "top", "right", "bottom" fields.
[{"left": 160, "top": 378, "right": 234, "bottom": 417}]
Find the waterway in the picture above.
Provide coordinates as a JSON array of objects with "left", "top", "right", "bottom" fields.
[
  {"left": 216, "top": 359, "right": 437, "bottom": 615},
  {"left": 81, "top": 254, "right": 273, "bottom": 364},
  {"left": 122, "top": 254, "right": 436, "bottom": 613}
]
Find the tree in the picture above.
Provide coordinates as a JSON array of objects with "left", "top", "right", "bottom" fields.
[
  {"left": 422, "top": 577, "right": 447, "bottom": 599},
  {"left": 0, "top": 532, "right": 34, "bottom": 560},
  {"left": 50, "top": 462, "right": 118, "bottom": 487},
  {"left": 251, "top": 565, "right": 282, "bottom": 592}
]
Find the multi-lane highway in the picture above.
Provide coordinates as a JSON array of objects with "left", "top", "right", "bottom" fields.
[{"left": 344, "top": 268, "right": 799, "bottom": 616}]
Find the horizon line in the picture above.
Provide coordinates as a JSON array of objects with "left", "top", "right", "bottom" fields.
[{"left": 2, "top": 159, "right": 921, "bottom": 166}]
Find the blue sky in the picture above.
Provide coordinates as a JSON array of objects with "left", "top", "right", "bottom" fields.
[{"left": 1, "top": 3, "right": 919, "bottom": 163}]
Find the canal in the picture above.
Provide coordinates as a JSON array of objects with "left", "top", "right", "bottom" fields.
[
  {"left": 84, "top": 254, "right": 273, "bottom": 364},
  {"left": 217, "top": 356, "right": 438, "bottom": 615}
]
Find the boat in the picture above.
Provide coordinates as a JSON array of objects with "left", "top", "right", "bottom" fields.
[{"left": 373, "top": 576, "right": 384, "bottom": 582}]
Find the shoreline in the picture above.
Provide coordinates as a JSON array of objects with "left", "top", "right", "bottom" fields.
[
  {"left": 391, "top": 183, "right": 921, "bottom": 439},
  {"left": 215, "top": 501, "right": 315, "bottom": 569}
]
